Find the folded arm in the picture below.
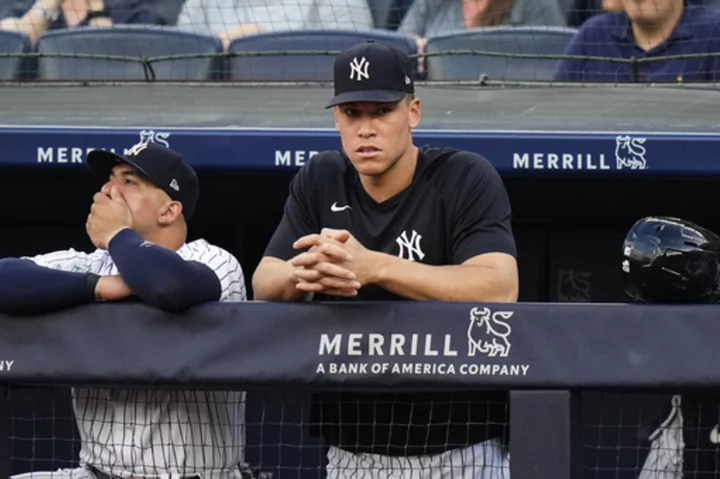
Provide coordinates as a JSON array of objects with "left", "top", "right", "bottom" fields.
[
  {"left": 370, "top": 251, "right": 518, "bottom": 302},
  {"left": 108, "top": 228, "right": 222, "bottom": 312},
  {"left": 0, "top": 258, "right": 99, "bottom": 315}
]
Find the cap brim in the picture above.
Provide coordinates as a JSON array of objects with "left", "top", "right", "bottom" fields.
[
  {"left": 326, "top": 90, "right": 407, "bottom": 108},
  {"left": 86, "top": 149, "right": 153, "bottom": 184}
]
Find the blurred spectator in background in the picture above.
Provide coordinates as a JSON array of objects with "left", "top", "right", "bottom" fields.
[
  {"left": 568, "top": 0, "right": 720, "bottom": 27},
  {"left": 399, "top": 0, "right": 567, "bottom": 70},
  {"left": 568, "top": 0, "right": 624, "bottom": 26},
  {"left": 176, "top": 0, "right": 374, "bottom": 51},
  {"left": 554, "top": 0, "right": 720, "bottom": 82},
  {"left": 0, "top": 0, "right": 160, "bottom": 44},
  {"left": 401, "top": 0, "right": 567, "bottom": 39}
]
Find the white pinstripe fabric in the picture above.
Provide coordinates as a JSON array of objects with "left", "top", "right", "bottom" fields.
[
  {"left": 15, "top": 240, "right": 247, "bottom": 479},
  {"left": 638, "top": 395, "right": 684, "bottom": 479},
  {"left": 23, "top": 240, "right": 246, "bottom": 303},
  {"left": 326, "top": 439, "right": 510, "bottom": 479}
]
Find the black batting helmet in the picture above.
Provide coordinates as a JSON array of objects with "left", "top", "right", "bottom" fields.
[{"left": 622, "top": 216, "right": 720, "bottom": 304}]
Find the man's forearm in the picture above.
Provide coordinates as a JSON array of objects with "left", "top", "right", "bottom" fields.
[
  {"left": 370, "top": 253, "right": 517, "bottom": 302},
  {"left": 108, "top": 229, "right": 221, "bottom": 312},
  {"left": 252, "top": 259, "right": 309, "bottom": 302},
  {"left": 0, "top": 259, "right": 98, "bottom": 315}
]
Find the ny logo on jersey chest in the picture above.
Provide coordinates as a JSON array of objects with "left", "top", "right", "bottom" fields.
[{"left": 396, "top": 230, "right": 425, "bottom": 262}]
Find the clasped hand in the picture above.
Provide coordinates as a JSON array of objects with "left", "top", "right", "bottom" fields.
[{"left": 290, "top": 228, "right": 379, "bottom": 297}]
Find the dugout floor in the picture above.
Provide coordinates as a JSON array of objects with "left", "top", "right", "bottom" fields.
[{"left": 0, "top": 83, "right": 718, "bottom": 132}]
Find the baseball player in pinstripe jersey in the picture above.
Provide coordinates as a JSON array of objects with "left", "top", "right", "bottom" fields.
[{"left": 0, "top": 142, "right": 247, "bottom": 479}]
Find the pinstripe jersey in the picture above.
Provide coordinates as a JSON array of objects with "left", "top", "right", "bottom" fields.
[{"left": 23, "top": 239, "right": 247, "bottom": 479}]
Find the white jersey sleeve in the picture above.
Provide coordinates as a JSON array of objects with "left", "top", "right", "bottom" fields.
[
  {"left": 20, "top": 249, "right": 95, "bottom": 273},
  {"left": 178, "top": 239, "right": 247, "bottom": 302}
]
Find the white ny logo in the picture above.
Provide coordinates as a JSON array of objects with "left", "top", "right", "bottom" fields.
[
  {"left": 349, "top": 56, "right": 370, "bottom": 81},
  {"left": 396, "top": 230, "right": 425, "bottom": 262},
  {"left": 125, "top": 141, "right": 149, "bottom": 157}
]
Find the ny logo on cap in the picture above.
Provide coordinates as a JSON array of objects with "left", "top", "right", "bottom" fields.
[
  {"left": 126, "top": 141, "right": 149, "bottom": 157},
  {"left": 349, "top": 56, "right": 369, "bottom": 81}
]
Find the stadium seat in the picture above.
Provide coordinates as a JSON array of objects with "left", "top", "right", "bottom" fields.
[
  {"left": 424, "top": 26, "right": 578, "bottom": 82},
  {"left": 0, "top": 31, "right": 31, "bottom": 80},
  {"left": 227, "top": 29, "right": 417, "bottom": 82},
  {"left": 36, "top": 25, "right": 223, "bottom": 81}
]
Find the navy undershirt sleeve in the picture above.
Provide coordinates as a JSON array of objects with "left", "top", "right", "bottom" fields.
[
  {"left": 108, "top": 228, "right": 222, "bottom": 313},
  {"left": 0, "top": 258, "right": 98, "bottom": 315}
]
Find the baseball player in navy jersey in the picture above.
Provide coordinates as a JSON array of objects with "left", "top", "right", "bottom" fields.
[
  {"left": 0, "top": 142, "right": 247, "bottom": 479},
  {"left": 252, "top": 41, "right": 518, "bottom": 479}
]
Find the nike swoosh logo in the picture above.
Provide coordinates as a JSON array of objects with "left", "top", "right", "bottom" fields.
[{"left": 331, "top": 202, "right": 352, "bottom": 212}]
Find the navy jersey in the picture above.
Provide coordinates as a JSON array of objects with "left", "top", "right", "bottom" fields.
[{"left": 263, "top": 145, "right": 517, "bottom": 455}]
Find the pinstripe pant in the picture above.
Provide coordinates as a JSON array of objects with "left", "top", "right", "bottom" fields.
[
  {"left": 326, "top": 439, "right": 510, "bottom": 479},
  {"left": 12, "top": 466, "right": 243, "bottom": 479},
  {"left": 12, "top": 467, "right": 95, "bottom": 479},
  {"left": 638, "top": 395, "right": 684, "bottom": 479}
]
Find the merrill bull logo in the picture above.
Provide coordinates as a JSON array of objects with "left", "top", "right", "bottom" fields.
[
  {"left": 315, "top": 307, "right": 529, "bottom": 377},
  {"left": 615, "top": 135, "right": 647, "bottom": 170},
  {"left": 467, "top": 307, "right": 513, "bottom": 358}
]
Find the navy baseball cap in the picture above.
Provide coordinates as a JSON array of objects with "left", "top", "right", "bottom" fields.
[
  {"left": 326, "top": 40, "right": 415, "bottom": 108},
  {"left": 86, "top": 142, "right": 199, "bottom": 220}
]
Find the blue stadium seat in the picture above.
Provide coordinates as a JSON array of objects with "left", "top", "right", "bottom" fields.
[
  {"left": 36, "top": 25, "right": 223, "bottom": 81},
  {"left": 424, "top": 26, "right": 578, "bottom": 81},
  {"left": 227, "top": 29, "right": 417, "bottom": 81},
  {"left": 0, "top": 31, "right": 31, "bottom": 80}
]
